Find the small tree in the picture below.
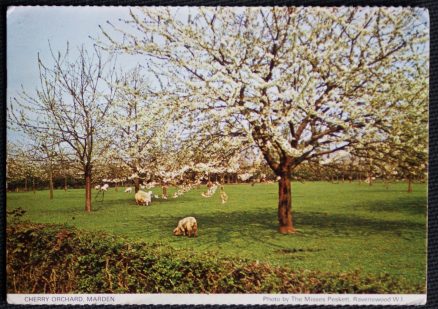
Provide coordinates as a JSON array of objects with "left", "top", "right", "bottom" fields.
[{"left": 10, "top": 44, "right": 117, "bottom": 212}]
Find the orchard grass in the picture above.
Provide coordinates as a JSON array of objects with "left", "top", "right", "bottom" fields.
[{"left": 7, "top": 181, "right": 427, "bottom": 288}]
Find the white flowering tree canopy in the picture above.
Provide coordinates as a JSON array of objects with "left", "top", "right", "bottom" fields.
[
  {"left": 107, "top": 65, "right": 177, "bottom": 181},
  {"left": 351, "top": 71, "right": 428, "bottom": 180},
  {"left": 99, "top": 6, "right": 428, "bottom": 179},
  {"left": 98, "top": 7, "right": 428, "bottom": 232}
]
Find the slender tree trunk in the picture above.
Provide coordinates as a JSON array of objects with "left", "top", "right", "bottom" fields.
[
  {"left": 24, "top": 177, "right": 28, "bottom": 192},
  {"left": 49, "top": 167, "right": 54, "bottom": 200},
  {"left": 134, "top": 177, "right": 140, "bottom": 193},
  {"left": 278, "top": 175, "right": 295, "bottom": 234},
  {"left": 408, "top": 177, "right": 413, "bottom": 193},
  {"left": 64, "top": 175, "right": 67, "bottom": 192},
  {"left": 85, "top": 171, "right": 92, "bottom": 212},
  {"left": 32, "top": 177, "right": 35, "bottom": 194}
]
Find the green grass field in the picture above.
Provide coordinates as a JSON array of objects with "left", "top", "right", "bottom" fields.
[{"left": 7, "top": 181, "right": 427, "bottom": 287}]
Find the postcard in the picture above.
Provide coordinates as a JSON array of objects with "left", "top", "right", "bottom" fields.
[{"left": 6, "top": 6, "right": 428, "bottom": 305}]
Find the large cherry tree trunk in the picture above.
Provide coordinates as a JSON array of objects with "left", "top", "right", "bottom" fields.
[
  {"left": 84, "top": 168, "right": 92, "bottom": 212},
  {"left": 277, "top": 174, "right": 296, "bottom": 234},
  {"left": 259, "top": 142, "right": 297, "bottom": 234}
]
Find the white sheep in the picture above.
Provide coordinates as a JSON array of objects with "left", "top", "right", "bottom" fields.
[
  {"left": 135, "top": 190, "right": 153, "bottom": 206},
  {"left": 124, "top": 187, "right": 132, "bottom": 193},
  {"left": 100, "top": 184, "right": 109, "bottom": 191},
  {"left": 173, "top": 217, "right": 198, "bottom": 237},
  {"left": 94, "top": 185, "right": 101, "bottom": 190}
]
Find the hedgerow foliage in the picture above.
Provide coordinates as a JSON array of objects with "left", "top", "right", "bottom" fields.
[{"left": 7, "top": 223, "right": 424, "bottom": 294}]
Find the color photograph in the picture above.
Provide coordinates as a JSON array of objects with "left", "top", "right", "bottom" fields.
[{"left": 6, "top": 6, "right": 428, "bottom": 305}]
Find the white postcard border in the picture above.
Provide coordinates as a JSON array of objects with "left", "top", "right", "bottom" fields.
[{"left": 8, "top": 294, "right": 427, "bottom": 306}]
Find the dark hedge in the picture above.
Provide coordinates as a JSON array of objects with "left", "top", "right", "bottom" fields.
[{"left": 7, "top": 223, "right": 425, "bottom": 294}]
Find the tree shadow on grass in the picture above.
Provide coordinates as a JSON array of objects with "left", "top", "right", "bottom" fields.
[
  {"left": 132, "top": 206, "right": 425, "bottom": 249},
  {"left": 355, "top": 196, "right": 427, "bottom": 216},
  {"left": 294, "top": 211, "right": 425, "bottom": 237}
]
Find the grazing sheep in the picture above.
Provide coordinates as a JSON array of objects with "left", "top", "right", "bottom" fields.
[
  {"left": 124, "top": 187, "right": 132, "bottom": 193},
  {"left": 94, "top": 185, "right": 101, "bottom": 190},
  {"left": 100, "top": 184, "right": 109, "bottom": 191},
  {"left": 173, "top": 217, "right": 198, "bottom": 237},
  {"left": 135, "top": 190, "right": 153, "bottom": 206},
  {"left": 154, "top": 194, "right": 159, "bottom": 199}
]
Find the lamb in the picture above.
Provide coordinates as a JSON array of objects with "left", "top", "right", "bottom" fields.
[
  {"left": 173, "top": 217, "right": 198, "bottom": 237},
  {"left": 124, "top": 187, "right": 132, "bottom": 193},
  {"left": 135, "top": 190, "right": 153, "bottom": 206},
  {"left": 94, "top": 185, "right": 101, "bottom": 190},
  {"left": 100, "top": 184, "right": 109, "bottom": 191}
]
